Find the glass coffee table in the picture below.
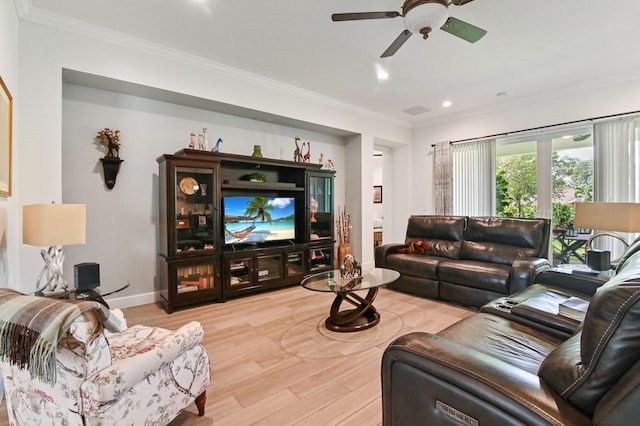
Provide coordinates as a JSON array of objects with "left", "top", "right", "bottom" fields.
[{"left": 301, "top": 268, "right": 400, "bottom": 332}]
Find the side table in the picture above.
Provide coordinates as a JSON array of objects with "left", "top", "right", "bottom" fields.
[{"left": 36, "top": 283, "right": 130, "bottom": 308}]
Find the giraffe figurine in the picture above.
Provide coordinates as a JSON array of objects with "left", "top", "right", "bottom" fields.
[
  {"left": 303, "top": 141, "right": 311, "bottom": 163},
  {"left": 293, "top": 136, "right": 302, "bottom": 162}
]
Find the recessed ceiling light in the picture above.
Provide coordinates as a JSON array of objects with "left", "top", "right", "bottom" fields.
[
  {"left": 442, "top": 100, "right": 452, "bottom": 108},
  {"left": 377, "top": 70, "right": 389, "bottom": 80}
]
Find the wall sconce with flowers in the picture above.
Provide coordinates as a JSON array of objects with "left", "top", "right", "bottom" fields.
[{"left": 96, "top": 128, "right": 123, "bottom": 189}]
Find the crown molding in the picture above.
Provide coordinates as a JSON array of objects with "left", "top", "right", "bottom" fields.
[
  {"left": 16, "top": 2, "right": 411, "bottom": 131},
  {"left": 13, "top": 0, "right": 31, "bottom": 18}
]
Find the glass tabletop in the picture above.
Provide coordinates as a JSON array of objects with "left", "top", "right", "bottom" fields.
[{"left": 301, "top": 268, "right": 400, "bottom": 293}]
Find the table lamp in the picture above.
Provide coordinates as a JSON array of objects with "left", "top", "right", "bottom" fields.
[
  {"left": 23, "top": 203, "right": 86, "bottom": 293},
  {"left": 574, "top": 202, "right": 640, "bottom": 267}
]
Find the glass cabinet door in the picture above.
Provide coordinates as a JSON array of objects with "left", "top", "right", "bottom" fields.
[
  {"left": 308, "top": 246, "right": 333, "bottom": 272},
  {"left": 228, "top": 257, "right": 253, "bottom": 288},
  {"left": 257, "top": 254, "right": 282, "bottom": 282},
  {"left": 308, "top": 173, "right": 334, "bottom": 241},
  {"left": 286, "top": 251, "right": 304, "bottom": 278},
  {"left": 174, "top": 261, "right": 218, "bottom": 294},
  {"left": 175, "top": 167, "right": 215, "bottom": 254}
]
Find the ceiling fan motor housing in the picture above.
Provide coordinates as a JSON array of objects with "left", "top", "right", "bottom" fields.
[{"left": 403, "top": 0, "right": 449, "bottom": 38}]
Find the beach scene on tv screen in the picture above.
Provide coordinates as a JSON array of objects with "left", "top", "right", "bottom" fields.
[{"left": 224, "top": 197, "right": 295, "bottom": 244}]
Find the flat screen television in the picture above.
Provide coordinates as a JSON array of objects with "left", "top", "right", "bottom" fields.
[{"left": 223, "top": 196, "right": 296, "bottom": 245}]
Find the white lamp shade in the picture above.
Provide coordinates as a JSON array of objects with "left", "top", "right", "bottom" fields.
[
  {"left": 404, "top": 2, "right": 449, "bottom": 35},
  {"left": 23, "top": 203, "right": 86, "bottom": 246},
  {"left": 574, "top": 202, "right": 640, "bottom": 233}
]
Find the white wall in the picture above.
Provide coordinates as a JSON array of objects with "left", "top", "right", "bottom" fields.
[
  {"left": 0, "top": 2, "right": 19, "bottom": 290},
  {"left": 412, "top": 75, "right": 640, "bottom": 215},
  {"left": 62, "top": 82, "right": 347, "bottom": 306},
  {"left": 13, "top": 18, "right": 411, "bottom": 305}
]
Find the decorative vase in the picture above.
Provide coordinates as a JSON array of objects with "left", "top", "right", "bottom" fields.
[
  {"left": 251, "top": 145, "right": 263, "bottom": 157},
  {"left": 338, "top": 244, "right": 351, "bottom": 267}
]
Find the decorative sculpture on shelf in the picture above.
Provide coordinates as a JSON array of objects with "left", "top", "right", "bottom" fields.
[
  {"left": 310, "top": 196, "right": 319, "bottom": 222},
  {"left": 340, "top": 253, "right": 361, "bottom": 279},
  {"left": 326, "top": 159, "right": 335, "bottom": 170},
  {"left": 197, "top": 128, "right": 208, "bottom": 151},
  {"left": 303, "top": 141, "right": 311, "bottom": 163},
  {"left": 293, "top": 136, "right": 302, "bottom": 162},
  {"left": 318, "top": 152, "right": 324, "bottom": 165},
  {"left": 213, "top": 138, "right": 223, "bottom": 152},
  {"left": 188, "top": 132, "right": 196, "bottom": 149},
  {"left": 96, "top": 128, "right": 123, "bottom": 190}
]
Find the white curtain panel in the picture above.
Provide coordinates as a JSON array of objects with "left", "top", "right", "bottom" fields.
[
  {"left": 593, "top": 115, "right": 640, "bottom": 255},
  {"left": 453, "top": 139, "right": 495, "bottom": 216},
  {"left": 434, "top": 141, "right": 453, "bottom": 215}
]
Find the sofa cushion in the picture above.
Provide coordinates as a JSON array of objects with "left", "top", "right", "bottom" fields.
[
  {"left": 438, "top": 260, "right": 511, "bottom": 293},
  {"left": 385, "top": 253, "right": 442, "bottom": 279},
  {"left": 539, "top": 252, "right": 640, "bottom": 415},
  {"left": 438, "top": 313, "right": 564, "bottom": 375},
  {"left": 461, "top": 217, "right": 547, "bottom": 265},
  {"left": 405, "top": 216, "right": 465, "bottom": 260}
]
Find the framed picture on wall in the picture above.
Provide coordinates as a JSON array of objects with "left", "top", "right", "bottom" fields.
[
  {"left": 373, "top": 185, "right": 382, "bottom": 203},
  {"left": 0, "top": 75, "right": 12, "bottom": 197}
]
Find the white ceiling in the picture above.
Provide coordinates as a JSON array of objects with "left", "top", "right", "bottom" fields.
[{"left": 21, "top": 0, "right": 640, "bottom": 126}]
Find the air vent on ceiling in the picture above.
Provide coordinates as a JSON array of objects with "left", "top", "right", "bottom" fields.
[{"left": 402, "top": 105, "right": 431, "bottom": 116}]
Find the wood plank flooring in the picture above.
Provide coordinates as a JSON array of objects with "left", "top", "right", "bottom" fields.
[{"left": 0, "top": 287, "right": 474, "bottom": 425}]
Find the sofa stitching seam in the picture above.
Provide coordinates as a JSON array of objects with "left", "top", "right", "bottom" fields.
[{"left": 560, "top": 288, "right": 640, "bottom": 396}]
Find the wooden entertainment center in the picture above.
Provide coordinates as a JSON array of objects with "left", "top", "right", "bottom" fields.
[{"left": 157, "top": 149, "right": 335, "bottom": 313}]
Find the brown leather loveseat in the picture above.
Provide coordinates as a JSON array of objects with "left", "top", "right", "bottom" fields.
[
  {"left": 381, "top": 239, "right": 640, "bottom": 425},
  {"left": 375, "top": 215, "right": 551, "bottom": 308}
]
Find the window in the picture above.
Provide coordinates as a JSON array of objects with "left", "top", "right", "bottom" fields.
[{"left": 495, "top": 127, "right": 593, "bottom": 264}]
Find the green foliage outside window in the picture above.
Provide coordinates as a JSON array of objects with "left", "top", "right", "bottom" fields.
[{"left": 496, "top": 151, "right": 593, "bottom": 220}]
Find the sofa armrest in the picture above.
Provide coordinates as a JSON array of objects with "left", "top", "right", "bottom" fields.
[
  {"left": 81, "top": 321, "right": 205, "bottom": 403},
  {"left": 535, "top": 269, "right": 607, "bottom": 296},
  {"left": 509, "top": 257, "right": 552, "bottom": 294},
  {"left": 382, "top": 332, "right": 589, "bottom": 426},
  {"left": 375, "top": 243, "right": 406, "bottom": 268}
]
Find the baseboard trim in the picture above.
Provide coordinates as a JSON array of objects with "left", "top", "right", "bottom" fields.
[{"left": 105, "top": 291, "right": 159, "bottom": 309}]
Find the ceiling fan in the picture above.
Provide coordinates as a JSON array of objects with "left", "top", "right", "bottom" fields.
[{"left": 331, "top": 0, "right": 487, "bottom": 58}]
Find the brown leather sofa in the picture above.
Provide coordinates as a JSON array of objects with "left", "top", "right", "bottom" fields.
[
  {"left": 381, "top": 239, "right": 640, "bottom": 425},
  {"left": 375, "top": 215, "right": 552, "bottom": 308}
]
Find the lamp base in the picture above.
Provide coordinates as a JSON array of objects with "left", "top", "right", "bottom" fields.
[
  {"left": 36, "top": 246, "right": 69, "bottom": 293},
  {"left": 586, "top": 231, "right": 629, "bottom": 265}
]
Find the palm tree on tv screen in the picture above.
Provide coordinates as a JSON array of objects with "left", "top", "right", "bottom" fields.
[{"left": 245, "top": 197, "right": 273, "bottom": 223}]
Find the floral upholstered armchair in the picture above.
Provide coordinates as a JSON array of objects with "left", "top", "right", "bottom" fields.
[{"left": 0, "top": 289, "right": 210, "bottom": 425}]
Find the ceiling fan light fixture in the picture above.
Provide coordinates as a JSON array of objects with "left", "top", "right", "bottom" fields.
[{"left": 403, "top": 2, "right": 449, "bottom": 38}]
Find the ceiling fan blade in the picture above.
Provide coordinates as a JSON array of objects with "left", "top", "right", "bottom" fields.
[
  {"left": 450, "top": 0, "right": 475, "bottom": 5},
  {"left": 332, "top": 11, "right": 400, "bottom": 22},
  {"left": 381, "top": 30, "right": 412, "bottom": 58},
  {"left": 440, "top": 16, "right": 487, "bottom": 43}
]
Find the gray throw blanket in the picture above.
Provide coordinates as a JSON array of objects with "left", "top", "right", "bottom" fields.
[{"left": 0, "top": 288, "right": 121, "bottom": 384}]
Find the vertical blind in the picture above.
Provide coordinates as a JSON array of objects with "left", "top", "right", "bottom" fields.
[{"left": 453, "top": 139, "right": 494, "bottom": 216}]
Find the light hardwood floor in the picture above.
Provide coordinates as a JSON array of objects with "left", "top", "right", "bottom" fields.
[{"left": 0, "top": 287, "right": 474, "bottom": 425}]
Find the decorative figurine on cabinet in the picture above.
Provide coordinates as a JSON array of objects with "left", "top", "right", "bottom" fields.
[
  {"left": 293, "top": 136, "right": 302, "bottom": 162},
  {"left": 189, "top": 132, "right": 196, "bottom": 149},
  {"left": 303, "top": 142, "right": 311, "bottom": 163},
  {"left": 212, "top": 137, "right": 223, "bottom": 153},
  {"left": 197, "top": 128, "right": 208, "bottom": 151},
  {"left": 318, "top": 152, "right": 324, "bottom": 165},
  {"left": 326, "top": 159, "right": 335, "bottom": 170}
]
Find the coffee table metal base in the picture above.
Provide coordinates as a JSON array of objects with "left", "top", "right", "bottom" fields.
[{"left": 325, "top": 287, "right": 380, "bottom": 332}]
